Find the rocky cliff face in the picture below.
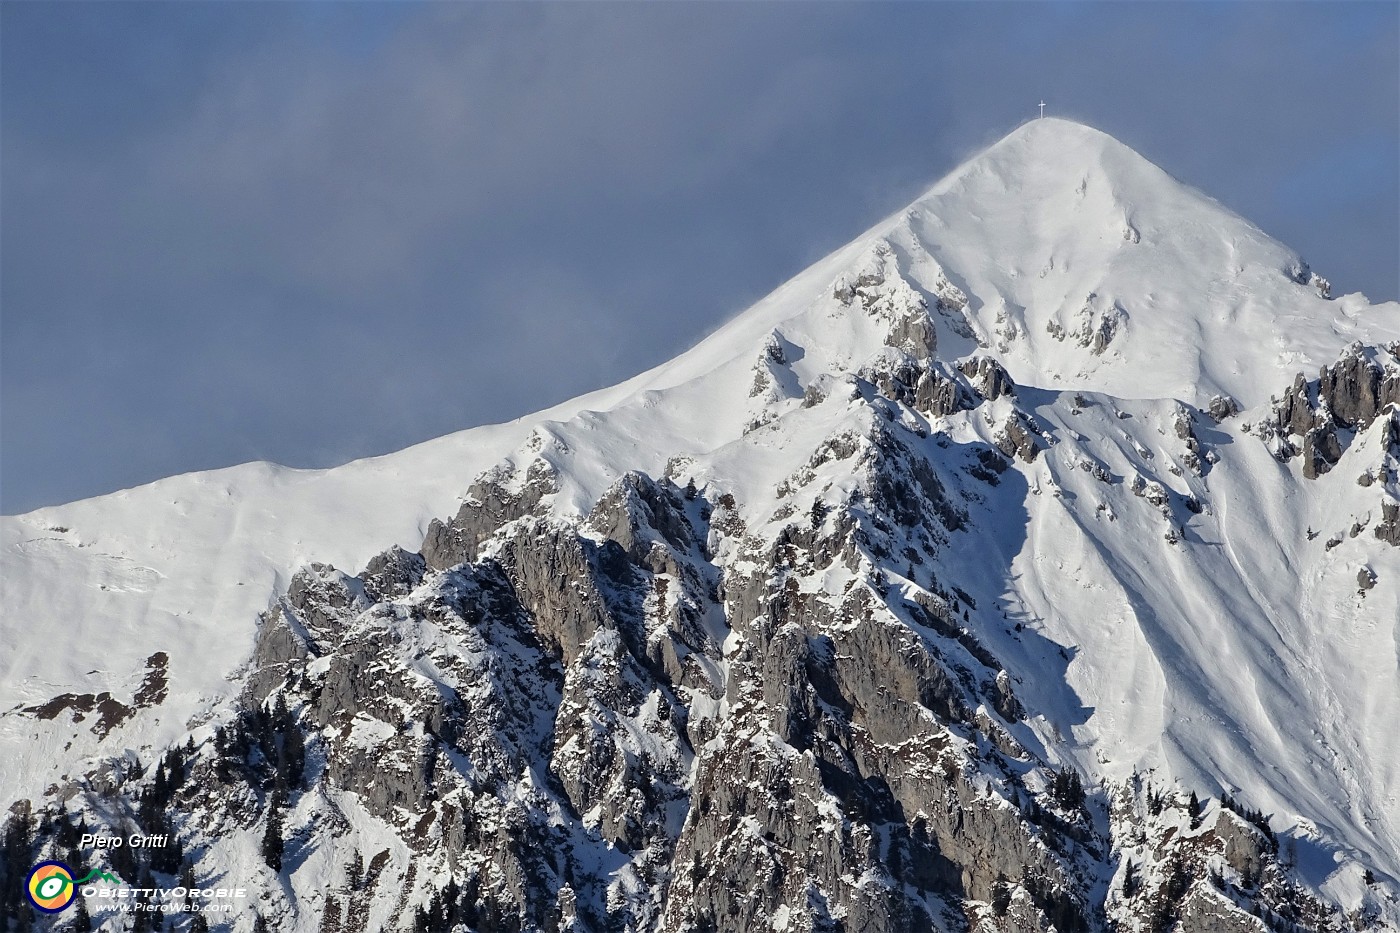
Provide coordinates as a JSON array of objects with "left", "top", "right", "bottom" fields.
[
  {"left": 7, "top": 390, "right": 1387, "bottom": 932},
  {"left": 1268, "top": 344, "right": 1400, "bottom": 482},
  {"left": 1262, "top": 346, "right": 1400, "bottom": 554}
]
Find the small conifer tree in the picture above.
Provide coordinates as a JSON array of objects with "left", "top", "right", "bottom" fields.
[
  {"left": 1122, "top": 859, "right": 1139, "bottom": 898},
  {"left": 261, "top": 793, "right": 285, "bottom": 873},
  {"left": 991, "top": 875, "right": 1012, "bottom": 916}
]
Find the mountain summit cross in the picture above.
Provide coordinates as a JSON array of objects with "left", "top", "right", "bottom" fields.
[{"left": 1038, "top": 100, "right": 1046, "bottom": 118}]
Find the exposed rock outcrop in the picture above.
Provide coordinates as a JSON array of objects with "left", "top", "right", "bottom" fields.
[
  {"left": 995, "top": 412, "right": 1043, "bottom": 463},
  {"left": 960, "top": 356, "right": 1016, "bottom": 401},
  {"left": 1271, "top": 345, "right": 1400, "bottom": 478},
  {"left": 1377, "top": 500, "right": 1400, "bottom": 547}
]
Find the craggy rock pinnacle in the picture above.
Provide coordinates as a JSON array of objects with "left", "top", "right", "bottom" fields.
[
  {"left": 960, "top": 357, "right": 1016, "bottom": 401},
  {"left": 1377, "top": 500, "right": 1400, "bottom": 548},
  {"left": 422, "top": 460, "right": 558, "bottom": 571},
  {"left": 1208, "top": 394, "right": 1241, "bottom": 422},
  {"left": 1276, "top": 373, "right": 1322, "bottom": 439},
  {"left": 995, "top": 412, "right": 1043, "bottom": 463},
  {"left": 1302, "top": 424, "right": 1344, "bottom": 480},
  {"left": 1272, "top": 345, "right": 1400, "bottom": 478}
]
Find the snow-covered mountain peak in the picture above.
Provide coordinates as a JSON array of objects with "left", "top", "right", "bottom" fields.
[
  {"left": 882, "top": 118, "right": 1400, "bottom": 409},
  {"left": 924, "top": 116, "right": 1151, "bottom": 194},
  {"left": 597, "top": 117, "right": 1398, "bottom": 436},
  {"left": 4, "top": 119, "right": 1400, "bottom": 932}
]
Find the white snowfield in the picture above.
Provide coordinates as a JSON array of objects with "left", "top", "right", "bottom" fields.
[{"left": 3, "top": 118, "right": 1398, "bottom": 904}]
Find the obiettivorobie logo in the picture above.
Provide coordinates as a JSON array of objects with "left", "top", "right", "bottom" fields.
[
  {"left": 25, "top": 861, "right": 122, "bottom": 913},
  {"left": 25, "top": 858, "right": 247, "bottom": 917}
]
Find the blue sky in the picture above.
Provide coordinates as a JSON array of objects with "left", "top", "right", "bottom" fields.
[{"left": 2, "top": 2, "right": 1397, "bottom": 514}]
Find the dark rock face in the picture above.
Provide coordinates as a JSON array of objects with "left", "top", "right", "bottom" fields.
[
  {"left": 1318, "top": 350, "right": 1399, "bottom": 430},
  {"left": 1214, "top": 810, "right": 1270, "bottom": 881},
  {"left": 1172, "top": 404, "right": 1209, "bottom": 475},
  {"left": 995, "top": 413, "right": 1042, "bottom": 463},
  {"left": 1208, "top": 394, "right": 1241, "bottom": 422},
  {"left": 859, "top": 353, "right": 1015, "bottom": 424},
  {"left": 888, "top": 311, "right": 939, "bottom": 361},
  {"left": 960, "top": 357, "right": 1016, "bottom": 401},
  {"left": 21, "top": 652, "right": 167, "bottom": 742},
  {"left": 1377, "top": 501, "right": 1400, "bottom": 547},
  {"left": 422, "top": 461, "right": 557, "bottom": 571},
  {"left": 361, "top": 545, "right": 426, "bottom": 602},
  {"left": 1272, "top": 346, "right": 1400, "bottom": 479},
  {"left": 858, "top": 355, "right": 979, "bottom": 421},
  {"left": 1302, "top": 424, "right": 1343, "bottom": 479},
  {"left": 916, "top": 369, "right": 971, "bottom": 417},
  {"left": 1276, "top": 373, "right": 1322, "bottom": 439},
  {"left": 231, "top": 475, "right": 710, "bottom": 929}
]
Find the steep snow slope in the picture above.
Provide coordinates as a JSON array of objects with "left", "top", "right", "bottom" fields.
[{"left": 3, "top": 117, "right": 1397, "bottom": 913}]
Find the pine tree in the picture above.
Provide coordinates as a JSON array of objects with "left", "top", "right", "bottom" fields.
[
  {"left": 1051, "top": 766, "right": 1085, "bottom": 810},
  {"left": 1, "top": 808, "right": 37, "bottom": 930},
  {"left": 70, "top": 892, "right": 94, "bottom": 932},
  {"left": 273, "top": 694, "right": 290, "bottom": 731},
  {"left": 885, "top": 834, "right": 904, "bottom": 881},
  {"left": 282, "top": 718, "right": 305, "bottom": 791},
  {"left": 443, "top": 877, "right": 461, "bottom": 927},
  {"left": 1121, "top": 859, "right": 1139, "bottom": 898},
  {"left": 322, "top": 900, "right": 344, "bottom": 933},
  {"left": 348, "top": 850, "right": 364, "bottom": 891},
  {"left": 55, "top": 805, "right": 79, "bottom": 850},
  {"left": 1162, "top": 858, "right": 1189, "bottom": 903},
  {"left": 108, "top": 826, "right": 139, "bottom": 880},
  {"left": 154, "top": 829, "right": 184, "bottom": 876},
  {"left": 991, "top": 875, "right": 1012, "bottom": 916},
  {"left": 163, "top": 747, "right": 185, "bottom": 794},
  {"left": 1187, "top": 791, "right": 1203, "bottom": 829},
  {"left": 261, "top": 793, "right": 285, "bottom": 873},
  {"left": 131, "top": 868, "right": 157, "bottom": 933}
]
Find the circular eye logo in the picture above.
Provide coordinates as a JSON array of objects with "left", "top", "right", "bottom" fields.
[{"left": 26, "top": 861, "right": 76, "bottom": 913}]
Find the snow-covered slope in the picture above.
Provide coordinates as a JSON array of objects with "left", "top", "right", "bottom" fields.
[
  {"left": 892, "top": 120, "right": 1392, "bottom": 408},
  {"left": 3, "top": 118, "right": 1398, "bottom": 928}
]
